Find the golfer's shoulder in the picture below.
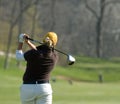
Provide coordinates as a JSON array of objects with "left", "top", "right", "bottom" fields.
[{"left": 24, "top": 49, "right": 38, "bottom": 56}]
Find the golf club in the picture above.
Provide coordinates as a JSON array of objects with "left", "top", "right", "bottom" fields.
[{"left": 26, "top": 37, "right": 75, "bottom": 65}]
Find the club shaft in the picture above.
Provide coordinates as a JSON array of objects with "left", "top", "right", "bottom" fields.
[
  {"left": 27, "top": 37, "right": 43, "bottom": 44},
  {"left": 27, "top": 37, "right": 68, "bottom": 56},
  {"left": 54, "top": 48, "right": 68, "bottom": 56}
]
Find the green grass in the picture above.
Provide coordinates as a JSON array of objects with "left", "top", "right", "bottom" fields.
[
  {"left": 0, "top": 69, "right": 120, "bottom": 104},
  {"left": 0, "top": 55, "right": 120, "bottom": 103},
  {"left": 52, "top": 56, "right": 120, "bottom": 82},
  {"left": 1, "top": 55, "right": 120, "bottom": 82},
  {"left": 0, "top": 69, "right": 22, "bottom": 104},
  {"left": 52, "top": 81, "right": 120, "bottom": 104}
]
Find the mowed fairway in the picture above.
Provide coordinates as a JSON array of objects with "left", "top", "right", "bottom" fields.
[
  {"left": 52, "top": 81, "right": 120, "bottom": 104},
  {"left": 0, "top": 69, "right": 120, "bottom": 104}
]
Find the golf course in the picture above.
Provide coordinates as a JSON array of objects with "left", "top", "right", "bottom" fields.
[
  {"left": 0, "top": 55, "right": 120, "bottom": 104},
  {"left": 1, "top": 0, "right": 120, "bottom": 104}
]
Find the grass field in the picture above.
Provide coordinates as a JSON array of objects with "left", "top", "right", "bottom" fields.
[
  {"left": 0, "top": 69, "right": 120, "bottom": 104},
  {"left": 0, "top": 55, "right": 120, "bottom": 104}
]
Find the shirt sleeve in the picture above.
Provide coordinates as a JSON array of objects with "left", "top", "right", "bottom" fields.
[
  {"left": 24, "top": 49, "right": 38, "bottom": 61},
  {"left": 16, "top": 50, "right": 25, "bottom": 61}
]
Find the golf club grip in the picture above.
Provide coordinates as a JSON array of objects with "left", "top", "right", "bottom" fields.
[
  {"left": 27, "top": 37, "right": 43, "bottom": 44},
  {"left": 26, "top": 37, "right": 34, "bottom": 41}
]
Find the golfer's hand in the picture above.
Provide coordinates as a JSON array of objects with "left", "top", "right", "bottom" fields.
[
  {"left": 19, "top": 33, "right": 25, "bottom": 43},
  {"left": 18, "top": 33, "right": 29, "bottom": 43},
  {"left": 24, "top": 34, "right": 29, "bottom": 43}
]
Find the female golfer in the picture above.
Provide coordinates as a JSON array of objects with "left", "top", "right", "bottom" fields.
[{"left": 16, "top": 32, "right": 58, "bottom": 104}]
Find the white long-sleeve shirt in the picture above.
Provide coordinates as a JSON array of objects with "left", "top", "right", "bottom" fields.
[{"left": 16, "top": 50, "right": 25, "bottom": 61}]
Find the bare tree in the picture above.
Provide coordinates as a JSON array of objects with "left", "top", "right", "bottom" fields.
[
  {"left": 1, "top": 0, "right": 120, "bottom": 63},
  {"left": 85, "top": 0, "right": 120, "bottom": 57},
  {"left": 16, "top": 0, "right": 24, "bottom": 67},
  {"left": 4, "top": 0, "right": 38, "bottom": 69},
  {"left": 49, "top": 0, "right": 56, "bottom": 31},
  {"left": 31, "top": 0, "right": 39, "bottom": 38},
  {"left": 85, "top": 0, "right": 106, "bottom": 57},
  {"left": 4, "top": 1, "right": 17, "bottom": 69},
  {"left": 18, "top": 0, "right": 24, "bottom": 35}
]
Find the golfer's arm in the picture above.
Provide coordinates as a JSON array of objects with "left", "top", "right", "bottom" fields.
[
  {"left": 16, "top": 41, "right": 37, "bottom": 61},
  {"left": 16, "top": 42, "right": 24, "bottom": 61},
  {"left": 26, "top": 41, "right": 37, "bottom": 50},
  {"left": 17, "top": 42, "right": 23, "bottom": 50}
]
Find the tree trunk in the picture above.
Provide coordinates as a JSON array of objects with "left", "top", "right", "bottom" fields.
[
  {"left": 17, "top": 0, "right": 24, "bottom": 67},
  {"left": 96, "top": 0, "right": 105, "bottom": 57},
  {"left": 49, "top": 0, "right": 56, "bottom": 31},
  {"left": 31, "top": 1, "right": 39, "bottom": 38},
  {"left": 4, "top": 1, "right": 17, "bottom": 69},
  {"left": 4, "top": 0, "right": 37, "bottom": 69},
  {"left": 4, "top": 25, "right": 14, "bottom": 69}
]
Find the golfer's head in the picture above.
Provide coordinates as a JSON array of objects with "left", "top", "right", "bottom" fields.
[{"left": 43, "top": 32, "right": 58, "bottom": 47}]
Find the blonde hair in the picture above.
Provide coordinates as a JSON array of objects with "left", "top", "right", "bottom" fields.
[{"left": 43, "top": 32, "right": 58, "bottom": 47}]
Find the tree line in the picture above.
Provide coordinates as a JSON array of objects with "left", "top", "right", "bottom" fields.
[{"left": 0, "top": 0, "right": 120, "bottom": 68}]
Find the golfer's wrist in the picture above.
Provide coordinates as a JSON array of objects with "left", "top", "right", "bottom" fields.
[
  {"left": 25, "top": 40, "right": 31, "bottom": 45},
  {"left": 17, "top": 42, "right": 23, "bottom": 50},
  {"left": 26, "top": 41, "right": 36, "bottom": 50}
]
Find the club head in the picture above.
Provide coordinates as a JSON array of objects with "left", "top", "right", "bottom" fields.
[{"left": 67, "top": 55, "right": 76, "bottom": 65}]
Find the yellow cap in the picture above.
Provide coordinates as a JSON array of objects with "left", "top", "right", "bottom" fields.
[{"left": 43, "top": 32, "right": 58, "bottom": 47}]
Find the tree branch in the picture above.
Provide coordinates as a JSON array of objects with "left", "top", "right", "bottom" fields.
[
  {"left": 12, "top": 0, "right": 38, "bottom": 27},
  {"left": 85, "top": 0, "right": 99, "bottom": 19},
  {"left": 104, "top": 0, "right": 120, "bottom": 6}
]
